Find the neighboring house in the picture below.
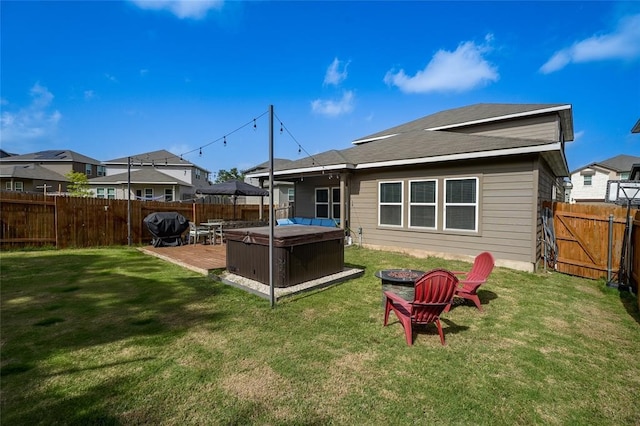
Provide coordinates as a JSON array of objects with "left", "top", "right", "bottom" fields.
[
  {"left": 246, "top": 103, "right": 574, "bottom": 272},
  {"left": 90, "top": 150, "right": 213, "bottom": 201},
  {"left": 243, "top": 159, "right": 295, "bottom": 208},
  {"left": 0, "top": 163, "right": 68, "bottom": 194},
  {"left": 569, "top": 154, "right": 640, "bottom": 204},
  {"left": 0, "top": 149, "right": 102, "bottom": 194}
]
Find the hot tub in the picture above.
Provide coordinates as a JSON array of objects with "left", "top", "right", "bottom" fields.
[{"left": 225, "top": 225, "right": 345, "bottom": 287}]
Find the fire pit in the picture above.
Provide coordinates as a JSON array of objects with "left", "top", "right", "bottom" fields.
[{"left": 375, "top": 269, "right": 425, "bottom": 305}]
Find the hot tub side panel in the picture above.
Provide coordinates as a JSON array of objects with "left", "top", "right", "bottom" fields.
[{"left": 226, "top": 237, "right": 344, "bottom": 287}]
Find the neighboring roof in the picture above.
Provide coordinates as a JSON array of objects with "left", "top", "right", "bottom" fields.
[
  {"left": 571, "top": 154, "right": 640, "bottom": 175},
  {"left": 0, "top": 149, "right": 16, "bottom": 158},
  {"left": 0, "top": 163, "right": 68, "bottom": 181},
  {"left": 88, "top": 167, "right": 190, "bottom": 185},
  {"left": 250, "top": 129, "right": 567, "bottom": 177},
  {"left": 0, "top": 149, "right": 100, "bottom": 164},
  {"left": 242, "top": 158, "right": 294, "bottom": 174},
  {"left": 353, "top": 103, "right": 573, "bottom": 144},
  {"left": 632, "top": 119, "right": 640, "bottom": 133},
  {"left": 104, "top": 149, "right": 200, "bottom": 167}
]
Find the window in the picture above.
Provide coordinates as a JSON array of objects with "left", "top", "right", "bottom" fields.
[
  {"left": 107, "top": 188, "right": 115, "bottom": 199},
  {"left": 288, "top": 188, "right": 295, "bottom": 203},
  {"left": 379, "top": 181, "right": 403, "bottom": 227},
  {"left": 195, "top": 169, "right": 201, "bottom": 179},
  {"left": 5, "top": 182, "right": 12, "bottom": 190},
  {"left": 85, "top": 164, "right": 92, "bottom": 176},
  {"left": 96, "top": 188, "right": 105, "bottom": 199},
  {"left": 144, "top": 188, "right": 153, "bottom": 200},
  {"left": 444, "top": 178, "right": 477, "bottom": 231},
  {"left": 164, "top": 189, "right": 173, "bottom": 202},
  {"left": 97, "top": 165, "right": 106, "bottom": 177},
  {"left": 332, "top": 187, "right": 341, "bottom": 219},
  {"left": 409, "top": 180, "right": 437, "bottom": 229},
  {"left": 315, "top": 188, "right": 329, "bottom": 218},
  {"left": 14, "top": 182, "right": 24, "bottom": 192},
  {"left": 583, "top": 175, "right": 592, "bottom": 186},
  {"left": 136, "top": 189, "right": 142, "bottom": 199},
  {"left": 620, "top": 172, "right": 630, "bottom": 180}
]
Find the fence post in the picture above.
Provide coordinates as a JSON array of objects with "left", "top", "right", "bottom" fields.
[{"left": 608, "top": 214, "right": 614, "bottom": 282}]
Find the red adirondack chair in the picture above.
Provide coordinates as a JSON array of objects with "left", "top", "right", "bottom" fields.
[
  {"left": 383, "top": 269, "right": 458, "bottom": 346},
  {"left": 446, "top": 251, "right": 495, "bottom": 312}
]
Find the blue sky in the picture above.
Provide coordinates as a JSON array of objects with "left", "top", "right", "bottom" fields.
[{"left": 1, "top": 1, "right": 639, "bottom": 176}]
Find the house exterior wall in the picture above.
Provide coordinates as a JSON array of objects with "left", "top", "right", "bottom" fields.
[
  {"left": 348, "top": 156, "right": 539, "bottom": 271},
  {"left": 450, "top": 115, "right": 560, "bottom": 141},
  {"left": 569, "top": 167, "right": 613, "bottom": 203}
]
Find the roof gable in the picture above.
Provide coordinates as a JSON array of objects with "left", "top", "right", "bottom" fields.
[
  {"left": 571, "top": 154, "right": 640, "bottom": 174},
  {"left": 353, "top": 103, "right": 572, "bottom": 144}
]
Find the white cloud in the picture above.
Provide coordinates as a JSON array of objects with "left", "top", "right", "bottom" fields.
[
  {"left": 105, "top": 73, "right": 118, "bottom": 83},
  {"left": 130, "top": 0, "right": 223, "bottom": 20},
  {"left": 84, "top": 90, "right": 95, "bottom": 100},
  {"left": 540, "top": 14, "right": 640, "bottom": 74},
  {"left": 384, "top": 35, "right": 499, "bottom": 93},
  {"left": 0, "top": 83, "right": 62, "bottom": 143},
  {"left": 311, "top": 91, "right": 355, "bottom": 117},
  {"left": 324, "top": 57, "right": 350, "bottom": 86}
]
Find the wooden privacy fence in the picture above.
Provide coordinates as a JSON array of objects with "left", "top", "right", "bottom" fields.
[
  {"left": 545, "top": 202, "right": 638, "bottom": 285},
  {"left": 0, "top": 191, "right": 271, "bottom": 249}
]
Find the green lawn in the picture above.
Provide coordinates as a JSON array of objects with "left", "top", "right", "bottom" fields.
[{"left": 1, "top": 247, "right": 639, "bottom": 425}]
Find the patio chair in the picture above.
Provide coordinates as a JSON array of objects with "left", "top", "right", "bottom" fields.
[
  {"left": 188, "top": 222, "right": 210, "bottom": 244},
  {"left": 383, "top": 268, "right": 458, "bottom": 345},
  {"left": 445, "top": 251, "right": 495, "bottom": 312}
]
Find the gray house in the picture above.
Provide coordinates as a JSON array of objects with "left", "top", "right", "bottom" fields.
[
  {"left": 0, "top": 149, "right": 102, "bottom": 194},
  {"left": 246, "top": 103, "right": 574, "bottom": 272},
  {"left": 91, "top": 150, "right": 213, "bottom": 201}
]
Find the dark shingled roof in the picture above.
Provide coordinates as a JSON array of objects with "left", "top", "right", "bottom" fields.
[
  {"left": 1, "top": 150, "right": 100, "bottom": 164},
  {"left": 571, "top": 154, "right": 640, "bottom": 174},
  {"left": 354, "top": 103, "right": 572, "bottom": 143},
  {"left": 88, "top": 168, "right": 190, "bottom": 185},
  {"left": 0, "top": 163, "right": 68, "bottom": 181}
]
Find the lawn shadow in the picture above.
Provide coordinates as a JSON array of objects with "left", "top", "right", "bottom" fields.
[
  {"left": 1, "top": 251, "right": 233, "bottom": 377},
  {"left": 619, "top": 289, "right": 640, "bottom": 325},
  {"left": 446, "top": 289, "right": 497, "bottom": 311}
]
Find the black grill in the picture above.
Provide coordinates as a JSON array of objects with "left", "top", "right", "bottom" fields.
[{"left": 143, "top": 212, "right": 189, "bottom": 247}]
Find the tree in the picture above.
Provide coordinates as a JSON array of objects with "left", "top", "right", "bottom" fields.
[
  {"left": 215, "top": 167, "right": 244, "bottom": 183},
  {"left": 65, "top": 171, "right": 92, "bottom": 197}
]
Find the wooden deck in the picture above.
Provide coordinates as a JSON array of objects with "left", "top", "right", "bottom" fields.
[{"left": 139, "top": 242, "right": 226, "bottom": 275}]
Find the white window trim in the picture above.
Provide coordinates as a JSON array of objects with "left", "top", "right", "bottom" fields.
[
  {"left": 378, "top": 180, "right": 404, "bottom": 227},
  {"left": 408, "top": 179, "right": 437, "bottom": 230},
  {"left": 315, "top": 187, "right": 330, "bottom": 218},
  {"left": 331, "top": 187, "right": 340, "bottom": 219},
  {"left": 287, "top": 188, "right": 295, "bottom": 203},
  {"left": 96, "top": 187, "right": 106, "bottom": 199},
  {"left": 443, "top": 177, "right": 478, "bottom": 233},
  {"left": 5, "top": 181, "right": 12, "bottom": 190},
  {"left": 14, "top": 181, "right": 24, "bottom": 192},
  {"left": 85, "top": 164, "right": 92, "bottom": 176},
  {"left": 107, "top": 188, "right": 116, "bottom": 199},
  {"left": 144, "top": 188, "right": 153, "bottom": 200}
]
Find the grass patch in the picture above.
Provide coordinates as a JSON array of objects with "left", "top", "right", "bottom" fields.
[{"left": 1, "top": 247, "right": 639, "bottom": 425}]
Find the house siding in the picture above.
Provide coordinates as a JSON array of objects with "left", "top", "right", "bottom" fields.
[
  {"left": 570, "top": 167, "right": 613, "bottom": 203},
  {"left": 349, "top": 156, "right": 538, "bottom": 271},
  {"left": 451, "top": 115, "right": 560, "bottom": 141}
]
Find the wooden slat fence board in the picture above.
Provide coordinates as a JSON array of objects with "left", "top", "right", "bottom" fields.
[
  {"left": 0, "top": 191, "right": 269, "bottom": 249},
  {"left": 547, "top": 202, "right": 638, "bottom": 281}
]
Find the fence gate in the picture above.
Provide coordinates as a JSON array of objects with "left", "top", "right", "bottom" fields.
[{"left": 550, "top": 202, "right": 635, "bottom": 281}]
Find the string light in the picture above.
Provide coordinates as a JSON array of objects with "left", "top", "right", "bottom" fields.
[
  {"left": 223, "top": 136, "right": 227, "bottom": 147},
  {"left": 199, "top": 147, "right": 202, "bottom": 157},
  {"left": 253, "top": 118, "right": 257, "bottom": 130}
]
